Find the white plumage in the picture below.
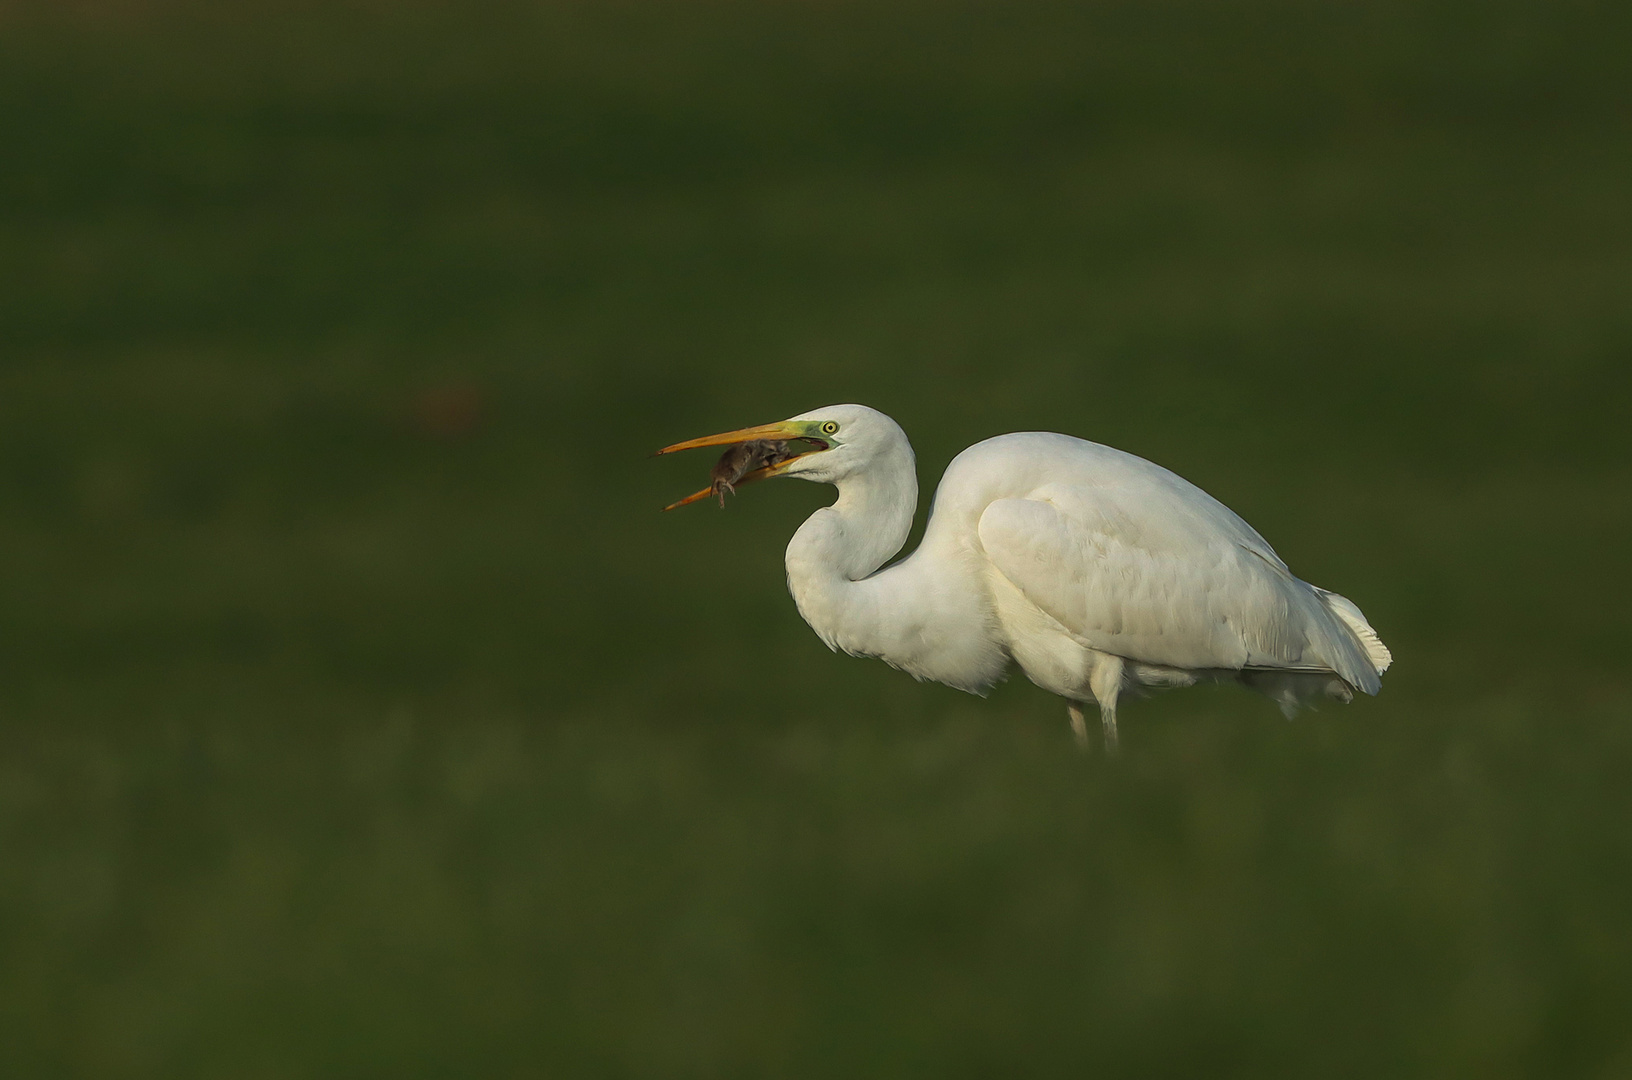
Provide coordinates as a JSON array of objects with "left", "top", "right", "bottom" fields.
[{"left": 660, "top": 404, "right": 1391, "bottom": 750}]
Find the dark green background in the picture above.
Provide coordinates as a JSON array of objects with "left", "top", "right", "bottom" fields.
[{"left": 3, "top": 1, "right": 1629, "bottom": 1076}]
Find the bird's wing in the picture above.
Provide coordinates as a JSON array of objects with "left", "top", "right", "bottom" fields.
[{"left": 977, "top": 487, "right": 1381, "bottom": 691}]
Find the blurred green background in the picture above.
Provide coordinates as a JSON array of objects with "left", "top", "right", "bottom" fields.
[{"left": 2, "top": 1, "right": 1630, "bottom": 1075}]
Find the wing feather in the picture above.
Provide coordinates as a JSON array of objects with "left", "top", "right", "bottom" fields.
[{"left": 977, "top": 485, "right": 1381, "bottom": 693}]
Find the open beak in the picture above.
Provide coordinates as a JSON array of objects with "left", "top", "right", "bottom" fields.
[{"left": 655, "top": 419, "right": 828, "bottom": 511}]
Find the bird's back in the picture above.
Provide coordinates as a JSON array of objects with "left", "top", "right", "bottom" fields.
[
  {"left": 922, "top": 432, "right": 1281, "bottom": 564},
  {"left": 921, "top": 432, "right": 1390, "bottom": 695}
]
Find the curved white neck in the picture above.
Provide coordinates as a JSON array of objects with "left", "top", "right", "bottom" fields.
[
  {"left": 783, "top": 444, "right": 1005, "bottom": 694},
  {"left": 785, "top": 445, "right": 918, "bottom": 586}
]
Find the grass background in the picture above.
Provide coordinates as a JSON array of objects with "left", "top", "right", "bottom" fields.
[{"left": 2, "top": 1, "right": 1630, "bottom": 1075}]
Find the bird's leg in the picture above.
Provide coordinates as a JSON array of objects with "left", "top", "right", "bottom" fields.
[
  {"left": 1100, "top": 701, "right": 1120, "bottom": 755},
  {"left": 1067, "top": 701, "right": 1090, "bottom": 750},
  {"left": 1089, "top": 655, "right": 1125, "bottom": 756}
]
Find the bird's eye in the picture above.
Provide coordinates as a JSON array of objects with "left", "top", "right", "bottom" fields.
[{"left": 821, "top": 421, "right": 839, "bottom": 435}]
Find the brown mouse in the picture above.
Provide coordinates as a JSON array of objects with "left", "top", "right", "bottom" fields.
[{"left": 710, "top": 439, "right": 790, "bottom": 507}]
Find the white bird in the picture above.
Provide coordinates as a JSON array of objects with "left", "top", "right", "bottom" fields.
[{"left": 659, "top": 404, "right": 1391, "bottom": 750}]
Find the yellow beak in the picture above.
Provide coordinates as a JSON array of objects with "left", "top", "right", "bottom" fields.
[
  {"left": 654, "top": 419, "right": 809, "bottom": 456},
  {"left": 655, "top": 419, "right": 824, "bottom": 511}
]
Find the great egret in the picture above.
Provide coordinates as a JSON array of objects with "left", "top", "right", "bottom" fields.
[{"left": 659, "top": 404, "right": 1391, "bottom": 750}]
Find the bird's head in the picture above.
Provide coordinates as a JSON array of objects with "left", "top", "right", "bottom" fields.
[{"left": 656, "top": 403, "right": 908, "bottom": 509}]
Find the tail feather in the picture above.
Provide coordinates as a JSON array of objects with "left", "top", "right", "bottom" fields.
[
  {"left": 1317, "top": 589, "right": 1392, "bottom": 682},
  {"left": 1240, "top": 588, "right": 1390, "bottom": 716}
]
